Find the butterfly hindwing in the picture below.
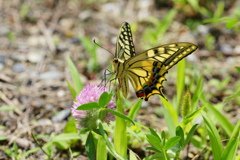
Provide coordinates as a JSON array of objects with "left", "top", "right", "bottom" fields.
[
  {"left": 125, "top": 43, "right": 198, "bottom": 100},
  {"left": 112, "top": 22, "right": 198, "bottom": 101}
]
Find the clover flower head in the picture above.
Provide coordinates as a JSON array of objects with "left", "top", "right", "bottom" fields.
[{"left": 71, "top": 84, "right": 115, "bottom": 129}]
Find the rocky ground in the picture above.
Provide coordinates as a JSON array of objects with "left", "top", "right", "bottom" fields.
[{"left": 0, "top": 0, "right": 239, "bottom": 159}]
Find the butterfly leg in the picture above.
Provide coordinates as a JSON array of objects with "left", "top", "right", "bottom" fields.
[{"left": 99, "top": 69, "right": 114, "bottom": 87}]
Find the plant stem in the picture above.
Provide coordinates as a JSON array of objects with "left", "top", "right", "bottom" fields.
[{"left": 114, "top": 91, "right": 127, "bottom": 159}]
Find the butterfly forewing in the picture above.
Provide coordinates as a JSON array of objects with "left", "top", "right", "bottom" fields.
[{"left": 115, "top": 22, "right": 136, "bottom": 61}]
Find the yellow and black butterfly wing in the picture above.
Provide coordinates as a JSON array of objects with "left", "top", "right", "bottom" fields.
[
  {"left": 115, "top": 22, "right": 136, "bottom": 61},
  {"left": 124, "top": 43, "right": 198, "bottom": 101},
  {"left": 113, "top": 22, "right": 136, "bottom": 97}
]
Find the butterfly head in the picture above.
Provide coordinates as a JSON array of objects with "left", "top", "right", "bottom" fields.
[
  {"left": 112, "top": 58, "right": 124, "bottom": 67},
  {"left": 113, "top": 58, "right": 119, "bottom": 64},
  {"left": 112, "top": 58, "right": 124, "bottom": 77}
]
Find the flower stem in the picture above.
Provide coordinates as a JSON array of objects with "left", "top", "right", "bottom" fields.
[
  {"left": 96, "top": 136, "right": 107, "bottom": 160},
  {"left": 114, "top": 91, "right": 127, "bottom": 158}
]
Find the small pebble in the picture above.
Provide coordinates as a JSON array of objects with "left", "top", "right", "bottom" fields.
[
  {"left": 101, "top": 2, "right": 121, "bottom": 16},
  {"left": 197, "top": 25, "right": 209, "bottom": 34},
  {"left": 38, "top": 119, "right": 52, "bottom": 125},
  {"left": 78, "top": 10, "right": 92, "bottom": 21},
  {"left": 0, "top": 55, "right": 6, "bottom": 64},
  {"left": 57, "top": 90, "right": 65, "bottom": 97},
  {"left": 0, "top": 63, "right": 4, "bottom": 71},
  {"left": 233, "top": 45, "right": 240, "bottom": 54},
  {"left": 39, "top": 71, "right": 62, "bottom": 80},
  {"left": 27, "top": 51, "right": 44, "bottom": 63},
  {"left": 0, "top": 26, "right": 9, "bottom": 35},
  {"left": 67, "top": 38, "right": 80, "bottom": 44},
  {"left": 45, "top": 104, "right": 54, "bottom": 111},
  {"left": 52, "top": 109, "right": 71, "bottom": 122},
  {"left": 12, "top": 63, "right": 25, "bottom": 72},
  {"left": 220, "top": 44, "right": 233, "bottom": 55}
]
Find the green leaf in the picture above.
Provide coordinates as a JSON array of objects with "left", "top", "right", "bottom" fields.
[
  {"left": 53, "top": 141, "right": 70, "bottom": 150},
  {"left": 66, "top": 80, "right": 76, "bottom": 99},
  {"left": 203, "top": 17, "right": 234, "bottom": 23},
  {"left": 144, "top": 153, "right": 164, "bottom": 160},
  {"left": 19, "top": 147, "right": 41, "bottom": 159},
  {"left": 184, "top": 124, "right": 199, "bottom": 148},
  {"left": 67, "top": 55, "right": 83, "bottom": 94},
  {"left": 235, "top": 66, "right": 240, "bottom": 72},
  {"left": 0, "top": 105, "right": 18, "bottom": 111},
  {"left": 220, "top": 134, "right": 239, "bottom": 160},
  {"left": 146, "top": 134, "right": 162, "bottom": 151},
  {"left": 220, "top": 120, "right": 240, "bottom": 160},
  {"left": 86, "top": 132, "right": 96, "bottom": 160},
  {"left": 52, "top": 133, "right": 80, "bottom": 141},
  {"left": 213, "top": 1, "right": 224, "bottom": 18},
  {"left": 64, "top": 117, "right": 78, "bottom": 133},
  {"left": 175, "top": 126, "right": 184, "bottom": 147},
  {"left": 177, "top": 59, "right": 185, "bottom": 107},
  {"left": 164, "top": 136, "right": 181, "bottom": 150},
  {"left": 149, "top": 128, "right": 161, "bottom": 142},
  {"left": 0, "top": 136, "right": 7, "bottom": 140},
  {"left": 192, "top": 76, "right": 203, "bottom": 111},
  {"left": 202, "top": 112, "right": 223, "bottom": 160},
  {"left": 157, "top": 9, "right": 177, "bottom": 36},
  {"left": 105, "top": 93, "right": 113, "bottom": 104},
  {"left": 0, "top": 125, "right": 5, "bottom": 129},
  {"left": 104, "top": 108, "right": 135, "bottom": 125},
  {"left": 129, "top": 149, "right": 138, "bottom": 160},
  {"left": 98, "top": 92, "right": 112, "bottom": 108},
  {"left": 98, "top": 123, "right": 126, "bottom": 160},
  {"left": 128, "top": 99, "right": 142, "bottom": 121},
  {"left": 77, "top": 102, "right": 99, "bottom": 110},
  {"left": 92, "top": 129, "right": 102, "bottom": 136},
  {"left": 161, "top": 97, "right": 178, "bottom": 137},
  {"left": 97, "top": 136, "right": 107, "bottom": 160},
  {"left": 161, "top": 131, "right": 166, "bottom": 146},
  {"left": 98, "top": 92, "right": 108, "bottom": 107},
  {"left": 181, "top": 105, "right": 205, "bottom": 126},
  {"left": 145, "top": 147, "right": 160, "bottom": 152},
  {"left": 79, "top": 37, "right": 98, "bottom": 72},
  {"left": 226, "top": 19, "right": 238, "bottom": 29},
  {"left": 142, "top": 9, "right": 176, "bottom": 47},
  {"left": 80, "top": 128, "right": 90, "bottom": 134},
  {"left": 224, "top": 88, "right": 240, "bottom": 102},
  {"left": 201, "top": 98, "right": 234, "bottom": 136}
]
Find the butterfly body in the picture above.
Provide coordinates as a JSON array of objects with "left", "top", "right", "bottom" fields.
[{"left": 112, "top": 22, "right": 198, "bottom": 101}]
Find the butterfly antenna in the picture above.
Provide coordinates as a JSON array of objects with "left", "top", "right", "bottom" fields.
[{"left": 93, "top": 39, "right": 114, "bottom": 56}]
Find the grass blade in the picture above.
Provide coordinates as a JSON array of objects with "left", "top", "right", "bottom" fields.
[
  {"left": 177, "top": 59, "right": 185, "bottom": 108},
  {"left": 202, "top": 112, "right": 223, "bottom": 160},
  {"left": 220, "top": 120, "right": 240, "bottom": 160},
  {"left": 201, "top": 97, "right": 234, "bottom": 136},
  {"left": 67, "top": 55, "right": 83, "bottom": 94}
]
